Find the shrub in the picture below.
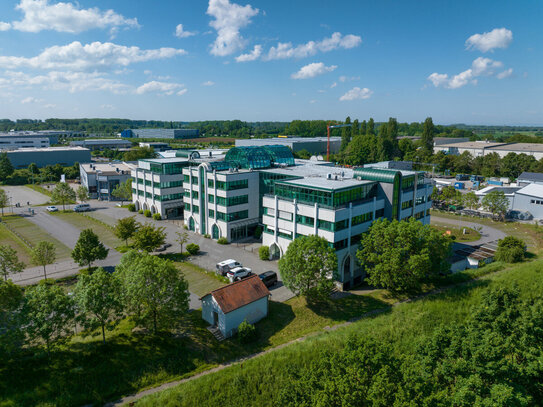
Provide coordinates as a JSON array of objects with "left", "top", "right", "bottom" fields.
[
  {"left": 203, "top": 234, "right": 210, "bottom": 239},
  {"left": 495, "top": 236, "right": 526, "bottom": 263},
  {"left": 259, "top": 245, "right": 270, "bottom": 260},
  {"left": 127, "top": 203, "right": 136, "bottom": 212},
  {"left": 254, "top": 225, "right": 262, "bottom": 239},
  {"left": 144, "top": 210, "right": 152, "bottom": 218},
  {"left": 152, "top": 213, "right": 161, "bottom": 221},
  {"left": 186, "top": 243, "right": 200, "bottom": 255},
  {"left": 138, "top": 209, "right": 144, "bottom": 214},
  {"left": 183, "top": 225, "right": 188, "bottom": 230},
  {"left": 237, "top": 320, "right": 257, "bottom": 344},
  {"left": 217, "top": 237, "right": 228, "bottom": 245}
]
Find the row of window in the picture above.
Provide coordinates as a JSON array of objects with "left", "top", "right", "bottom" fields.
[
  {"left": 209, "top": 194, "right": 249, "bottom": 207},
  {"left": 401, "top": 200, "right": 413, "bottom": 210},
  {"left": 274, "top": 182, "right": 377, "bottom": 208},
  {"left": 134, "top": 179, "right": 184, "bottom": 189},
  {"left": 215, "top": 210, "right": 248, "bottom": 222},
  {"left": 530, "top": 200, "right": 543, "bottom": 205},
  {"left": 265, "top": 208, "right": 378, "bottom": 231}
]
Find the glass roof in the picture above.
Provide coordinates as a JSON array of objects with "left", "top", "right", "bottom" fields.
[
  {"left": 224, "top": 145, "right": 294, "bottom": 169},
  {"left": 353, "top": 168, "right": 400, "bottom": 183}
]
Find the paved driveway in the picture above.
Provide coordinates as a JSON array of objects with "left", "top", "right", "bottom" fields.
[
  {"left": 431, "top": 215, "right": 506, "bottom": 246},
  {"left": 1, "top": 185, "right": 50, "bottom": 207}
]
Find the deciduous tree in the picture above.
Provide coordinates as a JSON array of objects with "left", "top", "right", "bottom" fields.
[
  {"left": 0, "top": 245, "right": 25, "bottom": 281},
  {"left": 0, "top": 152, "right": 14, "bottom": 180},
  {"left": 0, "top": 280, "right": 24, "bottom": 355},
  {"left": 0, "top": 188, "right": 9, "bottom": 216},
  {"left": 421, "top": 117, "right": 435, "bottom": 154},
  {"left": 114, "top": 216, "right": 139, "bottom": 246},
  {"left": 495, "top": 236, "right": 526, "bottom": 263},
  {"left": 176, "top": 230, "right": 189, "bottom": 253},
  {"left": 111, "top": 179, "right": 132, "bottom": 204},
  {"left": 76, "top": 185, "right": 89, "bottom": 203},
  {"left": 132, "top": 223, "right": 166, "bottom": 252},
  {"left": 51, "top": 182, "right": 76, "bottom": 211},
  {"left": 462, "top": 191, "right": 480, "bottom": 209},
  {"left": 482, "top": 190, "right": 509, "bottom": 220},
  {"left": 30, "top": 241, "right": 56, "bottom": 280},
  {"left": 71, "top": 229, "right": 109, "bottom": 268}
]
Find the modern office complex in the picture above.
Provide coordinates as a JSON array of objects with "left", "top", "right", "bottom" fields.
[
  {"left": 180, "top": 146, "right": 432, "bottom": 289},
  {"left": 121, "top": 128, "right": 199, "bottom": 139},
  {"left": 70, "top": 139, "right": 133, "bottom": 150},
  {"left": 80, "top": 162, "right": 136, "bottom": 200},
  {"left": 5, "top": 147, "right": 91, "bottom": 168},
  {"left": 235, "top": 136, "right": 341, "bottom": 155}
]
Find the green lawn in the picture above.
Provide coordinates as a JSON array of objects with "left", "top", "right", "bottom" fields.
[
  {"left": 173, "top": 260, "right": 227, "bottom": 297},
  {"left": 431, "top": 224, "right": 481, "bottom": 242},
  {"left": 0, "top": 223, "right": 33, "bottom": 264},
  {"left": 1, "top": 215, "right": 72, "bottom": 260},
  {"left": 24, "top": 183, "right": 53, "bottom": 197},
  {"left": 49, "top": 211, "right": 122, "bottom": 249}
]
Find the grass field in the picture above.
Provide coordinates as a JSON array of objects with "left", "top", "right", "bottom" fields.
[
  {"left": 0, "top": 222, "right": 33, "bottom": 264},
  {"left": 172, "top": 260, "right": 227, "bottom": 297},
  {"left": 24, "top": 183, "right": 53, "bottom": 197},
  {"left": 431, "top": 224, "right": 481, "bottom": 242},
  {"left": 49, "top": 211, "right": 122, "bottom": 249},
  {"left": 135, "top": 258, "right": 543, "bottom": 407},
  {"left": 1, "top": 215, "right": 72, "bottom": 260}
]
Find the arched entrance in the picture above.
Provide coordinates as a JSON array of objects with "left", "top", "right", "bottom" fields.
[
  {"left": 269, "top": 243, "right": 281, "bottom": 260},
  {"left": 212, "top": 224, "right": 220, "bottom": 239},
  {"left": 142, "top": 202, "right": 148, "bottom": 211},
  {"left": 342, "top": 255, "right": 351, "bottom": 290},
  {"left": 188, "top": 217, "right": 195, "bottom": 231},
  {"left": 135, "top": 201, "right": 140, "bottom": 211},
  {"left": 151, "top": 205, "right": 157, "bottom": 214}
]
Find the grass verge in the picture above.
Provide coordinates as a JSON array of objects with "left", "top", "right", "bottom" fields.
[
  {"left": 0, "top": 222, "right": 33, "bottom": 264},
  {"left": 431, "top": 224, "right": 481, "bottom": 242}
]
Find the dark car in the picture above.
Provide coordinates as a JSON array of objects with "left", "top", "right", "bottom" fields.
[{"left": 258, "top": 271, "right": 277, "bottom": 288}]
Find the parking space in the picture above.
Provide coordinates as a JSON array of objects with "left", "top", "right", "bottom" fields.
[{"left": 1, "top": 185, "right": 50, "bottom": 207}]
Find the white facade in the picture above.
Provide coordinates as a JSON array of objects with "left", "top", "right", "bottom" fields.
[
  {"left": 80, "top": 162, "right": 134, "bottom": 200},
  {"left": 0, "top": 135, "right": 49, "bottom": 150}
]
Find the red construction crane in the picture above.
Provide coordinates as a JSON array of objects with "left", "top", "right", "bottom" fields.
[{"left": 327, "top": 122, "right": 352, "bottom": 161}]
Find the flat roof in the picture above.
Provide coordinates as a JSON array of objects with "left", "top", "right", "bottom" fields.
[
  {"left": 516, "top": 183, "right": 543, "bottom": 198},
  {"left": 518, "top": 172, "right": 543, "bottom": 182},
  {"left": 4, "top": 146, "right": 89, "bottom": 153},
  {"left": 280, "top": 177, "right": 374, "bottom": 191},
  {"left": 487, "top": 143, "right": 543, "bottom": 153},
  {"left": 236, "top": 136, "right": 341, "bottom": 144},
  {"left": 438, "top": 141, "right": 507, "bottom": 149},
  {"left": 80, "top": 162, "right": 135, "bottom": 174}
]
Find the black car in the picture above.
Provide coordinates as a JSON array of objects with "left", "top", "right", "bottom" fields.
[{"left": 258, "top": 271, "right": 277, "bottom": 288}]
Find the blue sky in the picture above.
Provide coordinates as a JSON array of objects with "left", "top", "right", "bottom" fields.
[{"left": 0, "top": 0, "right": 541, "bottom": 125}]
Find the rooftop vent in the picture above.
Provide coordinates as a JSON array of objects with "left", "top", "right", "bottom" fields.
[{"left": 327, "top": 173, "right": 332, "bottom": 179}]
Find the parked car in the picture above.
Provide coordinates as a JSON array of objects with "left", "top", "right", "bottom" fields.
[
  {"left": 46, "top": 206, "right": 58, "bottom": 212},
  {"left": 258, "top": 271, "right": 277, "bottom": 288},
  {"left": 155, "top": 243, "right": 172, "bottom": 252},
  {"left": 227, "top": 266, "right": 253, "bottom": 282},
  {"left": 74, "top": 203, "right": 91, "bottom": 212},
  {"left": 216, "top": 259, "right": 242, "bottom": 276}
]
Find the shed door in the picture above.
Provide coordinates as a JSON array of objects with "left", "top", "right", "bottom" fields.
[{"left": 213, "top": 311, "right": 218, "bottom": 326}]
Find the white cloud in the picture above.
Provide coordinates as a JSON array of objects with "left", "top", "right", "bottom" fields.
[
  {"left": 207, "top": 0, "right": 259, "bottom": 57},
  {"left": 235, "top": 44, "right": 262, "bottom": 62},
  {"left": 309, "top": 99, "right": 316, "bottom": 104},
  {"left": 100, "top": 104, "right": 115, "bottom": 109},
  {"left": 6, "top": 0, "right": 139, "bottom": 34},
  {"left": 339, "top": 87, "right": 373, "bottom": 101},
  {"left": 202, "top": 80, "right": 215, "bottom": 86},
  {"left": 0, "top": 22, "right": 11, "bottom": 31},
  {"left": 135, "top": 81, "right": 186, "bottom": 96},
  {"left": 177, "top": 88, "right": 188, "bottom": 96},
  {"left": 465, "top": 28, "right": 513, "bottom": 53},
  {"left": 497, "top": 68, "right": 513, "bottom": 79},
  {"left": 144, "top": 70, "right": 152, "bottom": 75},
  {"left": 21, "top": 96, "right": 43, "bottom": 104},
  {"left": 427, "top": 57, "right": 509, "bottom": 89},
  {"left": 266, "top": 32, "right": 361, "bottom": 60},
  {"left": 175, "top": 24, "right": 196, "bottom": 38},
  {"left": 0, "top": 41, "right": 187, "bottom": 71},
  {"left": 330, "top": 82, "right": 337, "bottom": 88},
  {"left": 339, "top": 75, "right": 360, "bottom": 82},
  {"left": 291, "top": 62, "right": 337, "bottom": 79},
  {"left": 43, "top": 103, "right": 56, "bottom": 108}
]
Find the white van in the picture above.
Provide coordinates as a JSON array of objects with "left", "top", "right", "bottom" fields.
[
  {"left": 216, "top": 259, "right": 242, "bottom": 276},
  {"left": 74, "top": 203, "right": 91, "bottom": 212}
]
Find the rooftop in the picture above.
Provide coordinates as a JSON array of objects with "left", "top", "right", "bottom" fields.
[
  {"left": 202, "top": 275, "right": 269, "bottom": 314},
  {"left": 487, "top": 143, "right": 543, "bottom": 153},
  {"left": 237, "top": 136, "right": 341, "bottom": 143},
  {"left": 475, "top": 186, "right": 521, "bottom": 195},
  {"left": 280, "top": 176, "right": 374, "bottom": 190},
  {"left": 516, "top": 183, "right": 543, "bottom": 198},
  {"left": 4, "top": 146, "right": 89, "bottom": 153},
  {"left": 518, "top": 172, "right": 543, "bottom": 182},
  {"left": 437, "top": 141, "right": 508, "bottom": 149},
  {"left": 80, "top": 162, "right": 135, "bottom": 174}
]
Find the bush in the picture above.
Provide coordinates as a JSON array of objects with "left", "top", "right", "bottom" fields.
[
  {"left": 183, "top": 225, "right": 188, "bottom": 230},
  {"left": 237, "top": 320, "right": 257, "bottom": 344},
  {"left": 152, "top": 213, "right": 161, "bottom": 220},
  {"left": 127, "top": 203, "right": 136, "bottom": 212},
  {"left": 186, "top": 243, "right": 200, "bottom": 255},
  {"left": 495, "top": 236, "right": 526, "bottom": 263},
  {"left": 138, "top": 209, "right": 144, "bottom": 214},
  {"left": 203, "top": 234, "right": 210, "bottom": 239},
  {"left": 217, "top": 237, "right": 228, "bottom": 245},
  {"left": 144, "top": 210, "right": 152, "bottom": 218},
  {"left": 259, "top": 245, "right": 270, "bottom": 260},
  {"left": 254, "top": 225, "right": 262, "bottom": 239}
]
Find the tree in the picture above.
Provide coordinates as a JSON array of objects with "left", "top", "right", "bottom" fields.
[
  {"left": 357, "top": 218, "right": 451, "bottom": 292},
  {"left": 111, "top": 179, "right": 132, "bottom": 204},
  {"left": 278, "top": 235, "right": 337, "bottom": 301},
  {"left": 0, "top": 280, "right": 24, "bottom": 355},
  {"left": 0, "top": 245, "right": 25, "bottom": 281},
  {"left": 367, "top": 118, "right": 375, "bottom": 135},
  {"left": 421, "top": 117, "right": 435, "bottom": 155},
  {"left": 51, "top": 182, "right": 76, "bottom": 211},
  {"left": 175, "top": 230, "right": 189, "bottom": 253},
  {"left": 27, "top": 162, "right": 39, "bottom": 175},
  {"left": 30, "top": 241, "right": 56, "bottom": 280},
  {"left": 482, "top": 190, "right": 509, "bottom": 220},
  {"left": 71, "top": 229, "right": 109, "bottom": 268},
  {"left": 462, "top": 191, "right": 480, "bottom": 209},
  {"left": 74, "top": 268, "right": 124, "bottom": 343},
  {"left": 495, "top": 236, "right": 526, "bottom": 263},
  {"left": 23, "top": 282, "right": 75, "bottom": 352},
  {"left": 0, "top": 152, "right": 14, "bottom": 180},
  {"left": 114, "top": 216, "right": 139, "bottom": 246},
  {"left": 132, "top": 223, "right": 166, "bottom": 252},
  {"left": 340, "top": 116, "right": 352, "bottom": 151},
  {"left": 117, "top": 251, "right": 189, "bottom": 334},
  {"left": 0, "top": 188, "right": 9, "bottom": 216},
  {"left": 76, "top": 185, "right": 89, "bottom": 203}
]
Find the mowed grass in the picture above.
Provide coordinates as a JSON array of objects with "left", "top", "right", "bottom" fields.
[
  {"left": 431, "top": 224, "right": 481, "bottom": 242},
  {"left": 0, "top": 223, "right": 33, "bottom": 264},
  {"left": 49, "top": 211, "right": 122, "bottom": 249},
  {"left": 173, "top": 260, "right": 227, "bottom": 297},
  {"left": 85, "top": 210, "right": 119, "bottom": 227},
  {"left": 135, "top": 258, "right": 543, "bottom": 407},
  {"left": 1, "top": 215, "right": 72, "bottom": 260}
]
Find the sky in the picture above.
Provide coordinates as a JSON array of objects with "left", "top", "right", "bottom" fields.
[{"left": 0, "top": 0, "right": 541, "bottom": 125}]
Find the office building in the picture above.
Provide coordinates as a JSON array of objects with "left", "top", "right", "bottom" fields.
[
  {"left": 80, "top": 162, "right": 136, "bottom": 200},
  {"left": 235, "top": 136, "right": 342, "bottom": 155},
  {"left": 0, "top": 134, "right": 49, "bottom": 150},
  {"left": 4, "top": 147, "right": 91, "bottom": 168},
  {"left": 121, "top": 128, "right": 199, "bottom": 139},
  {"left": 70, "top": 139, "right": 132, "bottom": 150}
]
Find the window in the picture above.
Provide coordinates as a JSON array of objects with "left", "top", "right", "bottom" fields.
[
  {"left": 208, "top": 179, "right": 214, "bottom": 188},
  {"left": 193, "top": 205, "right": 199, "bottom": 214},
  {"left": 274, "top": 182, "right": 377, "bottom": 208},
  {"left": 216, "top": 210, "right": 248, "bottom": 222},
  {"left": 191, "top": 176, "right": 198, "bottom": 185},
  {"left": 184, "top": 190, "right": 190, "bottom": 198},
  {"left": 145, "top": 192, "right": 152, "bottom": 198},
  {"left": 215, "top": 195, "right": 249, "bottom": 207},
  {"left": 335, "top": 219, "right": 349, "bottom": 231},
  {"left": 318, "top": 219, "right": 334, "bottom": 231},
  {"left": 351, "top": 212, "right": 373, "bottom": 226},
  {"left": 155, "top": 193, "right": 183, "bottom": 202},
  {"left": 208, "top": 194, "right": 214, "bottom": 203},
  {"left": 185, "top": 203, "right": 191, "bottom": 211},
  {"left": 263, "top": 207, "right": 275, "bottom": 216},
  {"left": 414, "top": 211, "right": 425, "bottom": 220},
  {"left": 375, "top": 208, "right": 385, "bottom": 218},
  {"left": 402, "top": 200, "right": 413, "bottom": 210},
  {"left": 332, "top": 239, "right": 348, "bottom": 250},
  {"left": 402, "top": 176, "right": 415, "bottom": 190},
  {"left": 295, "top": 214, "right": 314, "bottom": 227},
  {"left": 216, "top": 179, "right": 249, "bottom": 191},
  {"left": 183, "top": 175, "right": 190, "bottom": 183},
  {"left": 351, "top": 233, "right": 362, "bottom": 245},
  {"left": 415, "top": 196, "right": 426, "bottom": 205},
  {"left": 155, "top": 180, "right": 183, "bottom": 189},
  {"left": 263, "top": 225, "right": 274, "bottom": 235},
  {"left": 278, "top": 230, "right": 292, "bottom": 240},
  {"left": 209, "top": 209, "right": 214, "bottom": 218},
  {"left": 192, "top": 191, "right": 199, "bottom": 199},
  {"left": 145, "top": 180, "right": 152, "bottom": 186}
]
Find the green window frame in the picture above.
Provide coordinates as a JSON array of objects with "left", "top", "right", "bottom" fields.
[
  {"left": 192, "top": 205, "right": 199, "bottom": 214},
  {"left": 183, "top": 175, "right": 190, "bottom": 183},
  {"left": 208, "top": 194, "right": 214, "bottom": 203},
  {"left": 209, "top": 209, "right": 215, "bottom": 218},
  {"left": 208, "top": 179, "right": 214, "bottom": 188},
  {"left": 295, "top": 214, "right": 314, "bottom": 227}
]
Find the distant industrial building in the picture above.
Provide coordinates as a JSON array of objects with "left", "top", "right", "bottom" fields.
[
  {"left": 0, "top": 134, "right": 49, "bottom": 150},
  {"left": 5, "top": 147, "right": 91, "bottom": 168},
  {"left": 485, "top": 143, "right": 543, "bottom": 160},
  {"left": 0, "top": 130, "right": 75, "bottom": 145},
  {"left": 235, "top": 136, "right": 341, "bottom": 155},
  {"left": 434, "top": 139, "right": 543, "bottom": 160},
  {"left": 139, "top": 142, "right": 170, "bottom": 152},
  {"left": 434, "top": 141, "right": 508, "bottom": 157},
  {"left": 80, "top": 162, "right": 136, "bottom": 200},
  {"left": 517, "top": 172, "right": 543, "bottom": 186},
  {"left": 121, "top": 129, "right": 199, "bottom": 139},
  {"left": 70, "top": 139, "right": 132, "bottom": 150}
]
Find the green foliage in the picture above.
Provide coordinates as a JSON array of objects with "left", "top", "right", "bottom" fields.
[
  {"left": 116, "top": 251, "right": 189, "bottom": 334},
  {"left": 278, "top": 235, "right": 337, "bottom": 301},
  {"left": 74, "top": 268, "right": 124, "bottom": 343},
  {"left": 111, "top": 179, "right": 132, "bottom": 203},
  {"left": 71, "top": 229, "right": 109, "bottom": 268},
  {"left": 482, "top": 190, "right": 509, "bottom": 220},
  {"left": 254, "top": 225, "right": 262, "bottom": 239},
  {"left": 0, "top": 188, "right": 9, "bottom": 216},
  {"left": 127, "top": 203, "right": 136, "bottom": 212},
  {"left": 76, "top": 185, "right": 89, "bottom": 202},
  {"left": 357, "top": 218, "right": 452, "bottom": 292},
  {"left": 114, "top": 216, "right": 139, "bottom": 246},
  {"left": 259, "top": 245, "right": 269, "bottom": 260},
  {"left": 0, "top": 152, "right": 14, "bottom": 180},
  {"left": 138, "top": 209, "right": 144, "bottom": 214},
  {"left": 144, "top": 209, "right": 152, "bottom": 217},
  {"left": 217, "top": 237, "right": 228, "bottom": 245},
  {"left": 123, "top": 146, "right": 155, "bottom": 162},
  {"left": 421, "top": 117, "right": 435, "bottom": 154},
  {"left": 175, "top": 230, "right": 189, "bottom": 253},
  {"left": 495, "top": 236, "right": 526, "bottom": 263},
  {"left": 186, "top": 243, "right": 200, "bottom": 255},
  {"left": 237, "top": 320, "right": 257, "bottom": 344},
  {"left": 30, "top": 241, "right": 56, "bottom": 279},
  {"left": 152, "top": 213, "right": 162, "bottom": 220},
  {"left": 51, "top": 182, "right": 76, "bottom": 210},
  {"left": 0, "top": 280, "right": 24, "bottom": 355},
  {"left": 132, "top": 224, "right": 166, "bottom": 252},
  {"left": 462, "top": 191, "right": 480, "bottom": 209},
  {"left": 0, "top": 244, "right": 25, "bottom": 281},
  {"left": 23, "top": 282, "right": 75, "bottom": 352}
]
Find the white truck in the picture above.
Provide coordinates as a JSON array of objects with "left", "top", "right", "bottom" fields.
[{"left": 216, "top": 259, "right": 242, "bottom": 276}]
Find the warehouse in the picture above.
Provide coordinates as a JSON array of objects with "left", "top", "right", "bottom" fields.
[
  {"left": 5, "top": 147, "right": 91, "bottom": 168},
  {"left": 485, "top": 143, "right": 543, "bottom": 160},
  {"left": 433, "top": 141, "right": 507, "bottom": 156},
  {"left": 70, "top": 139, "right": 132, "bottom": 150},
  {"left": 121, "top": 129, "right": 199, "bottom": 139},
  {"left": 235, "top": 136, "right": 341, "bottom": 155},
  {"left": 0, "top": 134, "right": 49, "bottom": 150},
  {"left": 511, "top": 183, "right": 543, "bottom": 219}
]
